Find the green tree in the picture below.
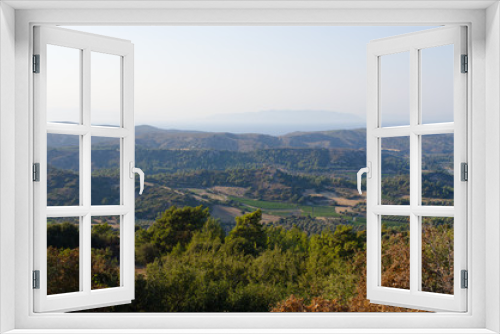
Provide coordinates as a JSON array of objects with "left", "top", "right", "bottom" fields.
[
  {"left": 47, "top": 221, "right": 79, "bottom": 249},
  {"left": 91, "top": 222, "right": 120, "bottom": 258},
  {"left": 226, "top": 210, "right": 266, "bottom": 256},
  {"left": 148, "top": 205, "right": 210, "bottom": 254}
]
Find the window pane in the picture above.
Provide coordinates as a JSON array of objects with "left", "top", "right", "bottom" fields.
[
  {"left": 380, "top": 52, "right": 410, "bottom": 127},
  {"left": 381, "top": 215, "right": 410, "bottom": 290},
  {"left": 421, "top": 45, "right": 454, "bottom": 124},
  {"left": 91, "top": 216, "right": 120, "bottom": 290},
  {"left": 47, "top": 45, "right": 81, "bottom": 124},
  {"left": 421, "top": 134, "right": 454, "bottom": 206},
  {"left": 47, "top": 134, "right": 80, "bottom": 206},
  {"left": 47, "top": 217, "right": 80, "bottom": 295},
  {"left": 381, "top": 137, "right": 410, "bottom": 205},
  {"left": 91, "top": 52, "right": 121, "bottom": 127},
  {"left": 91, "top": 137, "right": 120, "bottom": 206},
  {"left": 421, "top": 217, "right": 454, "bottom": 295}
]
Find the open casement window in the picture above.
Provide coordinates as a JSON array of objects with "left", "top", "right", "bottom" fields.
[
  {"left": 33, "top": 26, "right": 137, "bottom": 312},
  {"left": 365, "top": 26, "right": 467, "bottom": 312}
]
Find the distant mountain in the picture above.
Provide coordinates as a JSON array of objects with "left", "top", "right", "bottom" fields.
[
  {"left": 48, "top": 126, "right": 452, "bottom": 154},
  {"left": 46, "top": 126, "right": 453, "bottom": 179},
  {"left": 158, "top": 110, "right": 365, "bottom": 135},
  {"left": 132, "top": 126, "right": 366, "bottom": 151}
]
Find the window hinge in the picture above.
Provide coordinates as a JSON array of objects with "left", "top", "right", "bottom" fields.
[
  {"left": 461, "top": 54, "right": 468, "bottom": 73},
  {"left": 461, "top": 162, "right": 468, "bottom": 181},
  {"left": 33, "top": 270, "right": 40, "bottom": 289},
  {"left": 461, "top": 270, "right": 468, "bottom": 289},
  {"left": 33, "top": 54, "right": 40, "bottom": 73},
  {"left": 33, "top": 163, "right": 40, "bottom": 182}
]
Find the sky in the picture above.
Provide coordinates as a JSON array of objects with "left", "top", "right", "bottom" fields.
[{"left": 48, "top": 25, "right": 453, "bottom": 133}]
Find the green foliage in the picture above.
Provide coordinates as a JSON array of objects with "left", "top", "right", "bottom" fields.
[
  {"left": 47, "top": 221, "right": 79, "bottom": 249},
  {"left": 422, "top": 217, "right": 454, "bottom": 294},
  {"left": 91, "top": 247, "right": 120, "bottom": 290},
  {"left": 46, "top": 128, "right": 456, "bottom": 312},
  {"left": 47, "top": 166, "right": 79, "bottom": 206},
  {"left": 91, "top": 223, "right": 120, "bottom": 259},
  {"left": 227, "top": 210, "right": 266, "bottom": 256},
  {"left": 91, "top": 172, "right": 120, "bottom": 206},
  {"left": 229, "top": 196, "right": 340, "bottom": 218},
  {"left": 136, "top": 228, "right": 156, "bottom": 265},
  {"left": 118, "top": 210, "right": 368, "bottom": 312},
  {"left": 138, "top": 206, "right": 211, "bottom": 260},
  {"left": 51, "top": 205, "right": 455, "bottom": 313},
  {"left": 47, "top": 246, "right": 79, "bottom": 295},
  {"left": 186, "top": 218, "right": 226, "bottom": 254}
]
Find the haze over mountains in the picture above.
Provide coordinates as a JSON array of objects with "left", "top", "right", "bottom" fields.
[
  {"left": 49, "top": 124, "right": 368, "bottom": 151},
  {"left": 152, "top": 110, "right": 365, "bottom": 136},
  {"left": 49, "top": 124, "right": 453, "bottom": 156},
  {"left": 133, "top": 125, "right": 367, "bottom": 152}
]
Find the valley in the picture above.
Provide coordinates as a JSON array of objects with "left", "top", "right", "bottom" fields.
[
  {"left": 46, "top": 125, "right": 455, "bottom": 312},
  {"left": 47, "top": 126, "right": 453, "bottom": 235}
]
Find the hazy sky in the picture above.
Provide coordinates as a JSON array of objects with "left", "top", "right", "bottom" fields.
[{"left": 51, "top": 25, "right": 453, "bottom": 130}]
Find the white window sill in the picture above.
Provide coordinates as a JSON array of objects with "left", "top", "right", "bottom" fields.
[{"left": 4, "top": 330, "right": 498, "bottom": 334}]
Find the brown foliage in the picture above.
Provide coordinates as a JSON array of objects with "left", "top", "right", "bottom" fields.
[
  {"left": 91, "top": 248, "right": 120, "bottom": 290},
  {"left": 272, "top": 251, "right": 422, "bottom": 312},
  {"left": 47, "top": 246, "right": 79, "bottom": 295},
  {"left": 421, "top": 221, "right": 454, "bottom": 294},
  {"left": 381, "top": 231, "right": 410, "bottom": 289},
  {"left": 272, "top": 230, "right": 426, "bottom": 313},
  {"left": 273, "top": 225, "right": 454, "bottom": 312}
]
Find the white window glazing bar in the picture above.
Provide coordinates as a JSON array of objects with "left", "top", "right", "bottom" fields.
[
  {"left": 46, "top": 123, "right": 129, "bottom": 137},
  {"left": 373, "top": 123, "right": 454, "bottom": 138},
  {"left": 81, "top": 47, "right": 92, "bottom": 295},
  {"left": 409, "top": 46, "right": 420, "bottom": 294}
]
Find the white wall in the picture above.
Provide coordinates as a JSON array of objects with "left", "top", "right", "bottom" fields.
[
  {"left": 486, "top": 2, "right": 500, "bottom": 333},
  {"left": 0, "top": 2, "right": 16, "bottom": 333},
  {"left": 4, "top": 4, "right": 494, "bottom": 332}
]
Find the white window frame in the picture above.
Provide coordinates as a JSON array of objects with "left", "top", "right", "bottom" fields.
[
  {"left": 33, "top": 26, "right": 136, "bottom": 312},
  {"left": 366, "top": 26, "right": 468, "bottom": 312},
  {"left": 1, "top": 1, "right": 499, "bottom": 333}
]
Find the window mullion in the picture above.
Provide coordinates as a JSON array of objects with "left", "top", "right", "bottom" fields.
[
  {"left": 409, "top": 47, "right": 420, "bottom": 294},
  {"left": 82, "top": 48, "right": 92, "bottom": 294}
]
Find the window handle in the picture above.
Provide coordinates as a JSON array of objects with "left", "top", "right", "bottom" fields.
[
  {"left": 357, "top": 162, "right": 371, "bottom": 195},
  {"left": 129, "top": 162, "right": 145, "bottom": 195}
]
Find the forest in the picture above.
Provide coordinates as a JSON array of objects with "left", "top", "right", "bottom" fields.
[
  {"left": 45, "top": 128, "right": 455, "bottom": 312},
  {"left": 47, "top": 206, "right": 453, "bottom": 312}
]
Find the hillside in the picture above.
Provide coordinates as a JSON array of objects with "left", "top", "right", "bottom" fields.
[
  {"left": 135, "top": 126, "right": 368, "bottom": 151},
  {"left": 46, "top": 126, "right": 454, "bottom": 233},
  {"left": 49, "top": 126, "right": 452, "bottom": 154},
  {"left": 48, "top": 126, "right": 367, "bottom": 151}
]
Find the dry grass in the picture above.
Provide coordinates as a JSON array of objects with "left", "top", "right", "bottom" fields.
[{"left": 210, "top": 186, "right": 248, "bottom": 197}]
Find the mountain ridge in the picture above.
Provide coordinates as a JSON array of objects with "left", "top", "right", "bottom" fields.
[
  {"left": 133, "top": 125, "right": 367, "bottom": 151},
  {"left": 49, "top": 125, "right": 368, "bottom": 151}
]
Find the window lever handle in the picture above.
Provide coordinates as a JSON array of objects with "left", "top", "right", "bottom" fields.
[
  {"left": 129, "top": 162, "right": 145, "bottom": 195},
  {"left": 357, "top": 162, "right": 371, "bottom": 195}
]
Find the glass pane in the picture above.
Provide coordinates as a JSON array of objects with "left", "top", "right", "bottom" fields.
[
  {"left": 91, "top": 137, "right": 120, "bottom": 206},
  {"left": 421, "top": 45, "right": 454, "bottom": 124},
  {"left": 47, "top": 134, "right": 80, "bottom": 206},
  {"left": 421, "top": 134, "right": 454, "bottom": 206},
  {"left": 381, "top": 137, "right": 410, "bottom": 205},
  {"left": 381, "top": 215, "right": 410, "bottom": 290},
  {"left": 47, "top": 45, "right": 81, "bottom": 124},
  {"left": 47, "top": 217, "right": 80, "bottom": 295},
  {"left": 91, "top": 52, "right": 121, "bottom": 127},
  {"left": 380, "top": 51, "right": 410, "bottom": 127},
  {"left": 421, "top": 217, "right": 454, "bottom": 294},
  {"left": 91, "top": 216, "right": 120, "bottom": 290}
]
